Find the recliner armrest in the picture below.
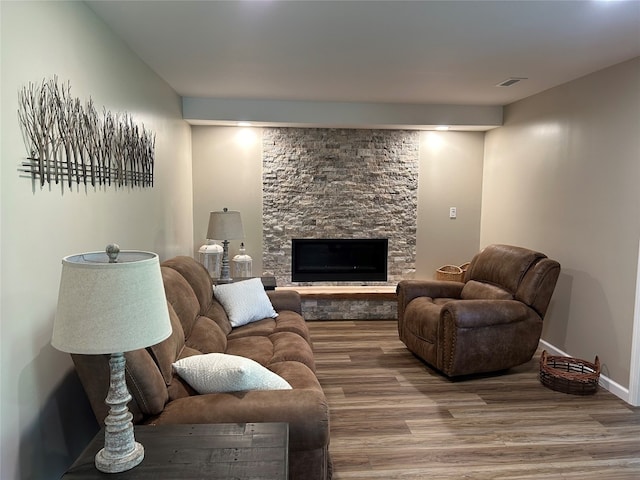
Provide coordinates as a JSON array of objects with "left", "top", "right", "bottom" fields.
[
  {"left": 397, "top": 280, "right": 464, "bottom": 306},
  {"left": 438, "top": 300, "right": 542, "bottom": 376},
  {"left": 441, "top": 299, "right": 534, "bottom": 329},
  {"left": 397, "top": 280, "right": 464, "bottom": 324}
]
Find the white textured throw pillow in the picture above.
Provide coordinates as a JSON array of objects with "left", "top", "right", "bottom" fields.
[
  {"left": 213, "top": 277, "right": 278, "bottom": 327},
  {"left": 172, "top": 353, "right": 292, "bottom": 394}
]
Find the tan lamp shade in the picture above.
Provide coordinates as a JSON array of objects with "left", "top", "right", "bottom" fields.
[
  {"left": 207, "top": 209, "right": 244, "bottom": 241},
  {"left": 52, "top": 250, "right": 172, "bottom": 354}
]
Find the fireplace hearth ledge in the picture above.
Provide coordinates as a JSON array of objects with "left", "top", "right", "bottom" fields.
[{"left": 276, "top": 285, "right": 397, "bottom": 301}]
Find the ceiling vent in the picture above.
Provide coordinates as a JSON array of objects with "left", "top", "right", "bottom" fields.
[{"left": 496, "top": 77, "right": 528, "bottom": 87}]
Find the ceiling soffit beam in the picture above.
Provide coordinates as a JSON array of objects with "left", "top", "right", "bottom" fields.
[{"left": 182, "top": 97, "right": 503, "bottom": 131}]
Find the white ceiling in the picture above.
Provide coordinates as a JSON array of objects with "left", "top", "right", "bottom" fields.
[{"left": 87, "top": 1, "right": 640, "bottom": 109}]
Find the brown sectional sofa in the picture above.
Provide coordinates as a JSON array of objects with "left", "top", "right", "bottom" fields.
[{"left": 71, "top": 255, "right": 331, "bottom": 480}]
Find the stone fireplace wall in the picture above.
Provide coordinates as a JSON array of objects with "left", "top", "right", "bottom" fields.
[{"left": 262, "top": 128, "right": 419, "bottom": 286}]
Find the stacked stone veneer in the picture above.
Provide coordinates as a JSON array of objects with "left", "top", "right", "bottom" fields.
[
  {"left": 262, "top": 128, "right": 418, "bottom": 318},
  {"left": 299, "top": 298, "right": 399, "bottom": 321}
]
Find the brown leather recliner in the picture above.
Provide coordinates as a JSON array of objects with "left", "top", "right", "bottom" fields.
[{"left": 397, "top": 244, "right": 561, "bottom": 377}]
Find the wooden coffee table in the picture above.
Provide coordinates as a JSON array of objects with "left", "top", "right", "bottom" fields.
[{"left": 61, "top": 423, "right": 288, "bottom": 479}]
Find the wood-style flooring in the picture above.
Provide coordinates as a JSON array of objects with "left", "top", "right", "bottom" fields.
[{"left": 308, "top": 320, "right": 640, "bottom": 479}]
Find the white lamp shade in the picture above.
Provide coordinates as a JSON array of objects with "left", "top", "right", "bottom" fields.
[
  {"left": 52, "top": 251, "right": 172, "bottom": 354},
  {"left": 207, "top": 209, "right": 244, "bottom": 241}
]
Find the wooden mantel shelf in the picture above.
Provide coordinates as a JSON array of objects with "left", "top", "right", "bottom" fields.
[{"left": 277, "top": 285, "right": 397, "bottom": 301}]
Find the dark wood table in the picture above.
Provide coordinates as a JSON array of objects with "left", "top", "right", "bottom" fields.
[{"left": 61, "top": 423, "right": 288, "bottom": 479}]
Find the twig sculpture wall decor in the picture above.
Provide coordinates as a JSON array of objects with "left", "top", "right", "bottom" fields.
[{"left": 17, "top": 77, "right": 155, "bottom": 188}]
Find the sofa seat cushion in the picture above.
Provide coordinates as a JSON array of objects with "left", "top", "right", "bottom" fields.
[
  {"left": 226, "top": 310, "right": 311, "bottom": 344},
  {"left": 226, "top": 332, "right": 316, "bottom": 372},
  {"left": 269, "top": 361, "right": 323, "bottom": 391},
  {"left": 269, "top": 332, "right": 317, "bottom": 370}
]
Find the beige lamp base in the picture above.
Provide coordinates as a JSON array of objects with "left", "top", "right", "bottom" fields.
[
  {"left": 95, "top": 352, "right": 145, "bottom": 473},
  {"left": 95, "top": 442, "right": 144, "bottom": 473}
]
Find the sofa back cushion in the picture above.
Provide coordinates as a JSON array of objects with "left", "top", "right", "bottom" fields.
[
  {"left": 148, "top": 303, "right": 186, "bottom": 384},
  {"left": 162, "top": 256, "right": 234, "bottom": 335},
  {"left": 205, "top": 301, "right": 234, "bottom": 335},
  {"left": 184, "top": 315, "right": 227, "bottom": 354},
  {"left": 161, "top": 256, "right": 213, "bottom": 315},
  {"left": 160, "top": 264, "right": 228, "bottom": 353},
  {"left": 161, "top": 266, "right": 201, "bottom": 339}
]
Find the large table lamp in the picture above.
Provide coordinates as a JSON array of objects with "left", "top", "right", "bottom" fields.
[
  {"left": 207, "top": 208, "right": 244, "bottom": 283},
  {"left": 51, "top": 244, "right": 172, "bottom": 473}
]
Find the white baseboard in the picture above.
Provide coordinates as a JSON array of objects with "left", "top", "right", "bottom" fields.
[{"left": 539, "top": 339, "right": 630, "bottom": 404}]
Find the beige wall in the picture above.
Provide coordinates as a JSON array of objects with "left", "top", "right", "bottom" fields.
[
  {"left": 415, "top": 131, "right": 484, "bottom": 278},
  {"left": 191, "top": 127, "right": 484, "bottom": 281},
  {"left": 0, "top": 2, "right": 193, "bottom": 479},
  {"left": 482, "top": 57, "right": 640, "bottom": 389},
  {"left": 191, "top": 126, "right": 264, "bottom": 275}
]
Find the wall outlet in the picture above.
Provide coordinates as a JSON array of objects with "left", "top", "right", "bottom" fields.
[{"left": 449, "top": 207, "right": 457, "bottom": 219}]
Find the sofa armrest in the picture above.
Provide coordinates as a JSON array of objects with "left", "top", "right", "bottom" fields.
[
  {"left": 147, "top": 388, "right": 329, "bottom": 452},
  {"left": 268, "top": 289, "right": 302, "bottom": 315}
]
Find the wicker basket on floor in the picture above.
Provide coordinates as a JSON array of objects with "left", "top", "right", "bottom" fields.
[
  {"left": 539, "top": 350, "right": 600, "bottom": 395},
  {"left": 435, "top": 265, "right": 464, "bottom": 282}
]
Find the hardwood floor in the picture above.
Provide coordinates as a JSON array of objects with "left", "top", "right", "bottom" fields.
[{"left": 308, "top": 320, "right": 640, "bottom": 479}]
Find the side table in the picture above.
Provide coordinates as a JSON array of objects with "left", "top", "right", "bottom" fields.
[{"left": 61, "top": 422, "right": 288, "bottom": 479}]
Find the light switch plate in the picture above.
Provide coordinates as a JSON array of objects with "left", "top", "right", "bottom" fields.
[{"left": 449, "top": 207, "right": 457, "bottom": 219}]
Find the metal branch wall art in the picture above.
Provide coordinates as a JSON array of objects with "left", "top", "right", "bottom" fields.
[{"left": 17, "top": 77, "right": 155, "bottom": 188}]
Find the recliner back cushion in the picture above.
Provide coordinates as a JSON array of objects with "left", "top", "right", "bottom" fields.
[
  {"left": 515, "top": 257, "right": 561, "bottom": 316},
  {"left": 466, "top": 244, "right": 545, "bottom": 294},
  {"left": 460, "top": 280, "right": 514, "bottom": 300}
]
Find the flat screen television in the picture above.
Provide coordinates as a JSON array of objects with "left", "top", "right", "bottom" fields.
[{"left": 291, "top": 238, "right": 388, "bottom": 282}]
